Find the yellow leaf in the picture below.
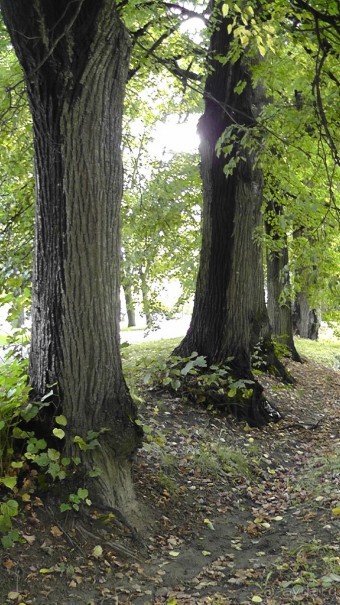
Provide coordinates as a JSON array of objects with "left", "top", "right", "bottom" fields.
[
  {"left": 168, "top": 551, "right": 180, "bottom": 557},
  {"left": 222, "top": 3, "right": 229, "bottom": 17},
  {"left": 273, "top": 516, "right": 283, "bottom": 521},
  {"left": 92, "top": 545, "right": 103, "bottom": 559},
  {"left": 203, "top": 518, "right": 215, "bottom": 530},
  {"left": 331, "top": 507, "right": 340, "bottom": 516},
  {"left": 252, "top": 597, "right": 263, "bottom": 603},
  {"left": 8, "top": 593, "right": 20, "bottom": 601},
  {"left": 202, "top": 550, "right": 211, "bottom": 556},
  {"left": 261, "top": 522, "right": 271, "bottom": 528}
]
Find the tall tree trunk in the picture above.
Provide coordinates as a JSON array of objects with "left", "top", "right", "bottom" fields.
[
  {"left": 265, "top": 203, "right": 301, "bottom": 361},
  {"left": 174, "top": 3, "right": 283, "bottom": 426},
  {"left": 1, "top": 0, "right": 142, "bottom": 515}
]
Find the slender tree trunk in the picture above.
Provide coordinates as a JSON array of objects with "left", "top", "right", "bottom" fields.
[
  {"left": 265, "top": 203, "right": 301, "bottom": 361},
  {"left": 139, "top": 268, "right": 152, "bottom": 329},
  {"left": 174, "top": 3, "right": 283, "bottom": 426},
  {"left": 1, "top": 0, "right": 142, "bottom": 515},
  {"left": 123, "top": 282, "right": 136, "bottom": 327},
  {"left": 293, "top": 291, "right": 320, "bottom": 340},
  {"left": 292, "top": 229, "right": 320, "bottom": 341}
]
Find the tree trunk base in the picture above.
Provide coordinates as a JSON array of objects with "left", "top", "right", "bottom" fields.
[{"left": 253, "top": 338, "right": 295, "bottom": 384}]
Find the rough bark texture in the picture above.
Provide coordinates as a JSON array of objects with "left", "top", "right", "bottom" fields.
[
  {"left": 174, "top": 3, "right": 282, "bottom": 426},
  {"left": 266, "top": 204, "right": 301, "bottom": 361},
  {"left": 293, "top": 292, "right": 320, "bottom": 340},
  {"left": 1, "top": 0, "right": 141, "bottom": 515}
]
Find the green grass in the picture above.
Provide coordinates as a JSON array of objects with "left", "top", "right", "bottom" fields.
[
  {"left": 121, "top": 337, "right": 180, "bottom": 390},
  {"left": 121, "top": 335, "right": 340, "bottom": 396},
  {"left": 295, "top": 337, "right": 340, "bottom": 369}
]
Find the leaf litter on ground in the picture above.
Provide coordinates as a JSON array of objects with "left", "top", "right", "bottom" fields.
[{"left": 0, "top": 350, "right": 339, "bottom": 605}]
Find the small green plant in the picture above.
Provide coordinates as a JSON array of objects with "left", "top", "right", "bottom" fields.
[
  {"left": 143, "top": 351, "right": 254, "bottom": 412},
  {"left": 135, "top": 418, "right": 166, "bottom": 451},
  {"left": 192, "top": 441, "right": 257, "bottom": 481},
  {"left": 0, "top": 499, "right": 20, "bottom": 548},
  {"left": 60, "top": 487, "right": 92, "bottom": 512}
]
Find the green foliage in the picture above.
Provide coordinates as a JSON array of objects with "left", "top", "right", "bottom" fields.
[
  {"left": 60, "top": 487, "right": 92, "bottom": 513},
  {"left": 0, "top": 348, "right": 30, "bottom": 472},
  {"left": 122, "top": 151, "right": 202, "bottom": 326},
  {"left": 0, "top": 344, "right": 106, "bottom": 547},
  {"left": 143, "top": 351, "right": 254, "bottom": 410}
]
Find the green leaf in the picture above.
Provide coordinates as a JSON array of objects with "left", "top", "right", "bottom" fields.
[
  {"left": 52, "top": 428, "right": 65, "bottom": 439},
  {"left": 60, "top": 503, "right": 72, "bottom": 512},
  {"left": 11, "top": 461, "right": 23, "bottom": 469},
  {"left": 55, "top": 414, "right": 67, "bottom": 426},
  {"left": 222, "top": 3, "right": 229, "bottom": 17},
  {"left": 48, "top": 448, "right": 60, "bottom": 461},
  {"left": 1, "top": 499, "right": 19, "bottom": 517},
  {"left": 1, "top": 477, "right": 17, "bottom": 490},
  {"left": 77, "top": 488, "right": 89, "bottom": 500}
]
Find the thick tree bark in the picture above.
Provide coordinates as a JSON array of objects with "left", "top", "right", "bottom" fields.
[
  {"left": 265, "top": 203, "right": 301, "bottom": 361},
  {"left": 174, "top": 3, "right": 283, "bottom": 426},
  {"left": 1, "top": 0, "right": 141, "bottom": 515}
]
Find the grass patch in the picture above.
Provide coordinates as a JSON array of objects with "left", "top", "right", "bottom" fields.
[
  {"left": 295, "top": 337, "right": 340, "bottom": 369},
  {"left": 121, "top": 337, "right": 180, "bottom": 389}
]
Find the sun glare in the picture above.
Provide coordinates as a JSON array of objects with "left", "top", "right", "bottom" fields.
[{"left": 149, "top": 114, "right": 201, "bottom": 156}]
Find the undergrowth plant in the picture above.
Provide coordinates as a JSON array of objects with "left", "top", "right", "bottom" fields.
[
  {"left": 0, "top": 340, "right": 105, "bottom": 547},
  {"left": 143, "top": 351, "right": 254, "bottom": 412}
]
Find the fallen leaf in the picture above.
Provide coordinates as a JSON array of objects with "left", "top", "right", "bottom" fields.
[
  {"left": 168, "top": 551, "right": 180, "bottom": 557},
  {"left": 251, "top": 597, "right": 263, "bottom": 603},
  {"left": 22, "top": 534, "right": 36, "bottom": 545},
  {"left": 7, "top": 593, "right": 20, "bottom": 601},
  {"left": 50, "top": 525, "right": 63, "bottom": 537},
  {"left": 203, "top": 518, "right": 215, "bottom": 530},
  {"left": 92, "top": 545, "right": 103, "bottom": 559},
  {"left": 2, "top": 559, "right": 16, "bottom": 569}
]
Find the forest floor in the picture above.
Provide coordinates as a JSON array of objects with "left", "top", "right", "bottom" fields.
[{"left": 0, "top": 349, "right": 339, "bottom": 605}]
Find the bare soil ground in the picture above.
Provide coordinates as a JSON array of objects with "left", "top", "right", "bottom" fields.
[{"left": 1, "top": 358, "right": 339, "bottom": 605}]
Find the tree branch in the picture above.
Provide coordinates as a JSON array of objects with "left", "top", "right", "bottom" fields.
[{"left": 290, "top": 0, "right": 340, "bottom": 34}]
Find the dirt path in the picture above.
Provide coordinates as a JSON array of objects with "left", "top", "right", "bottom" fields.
[{"left": 0, "top": 359, "right": 339, "bottom": 604}]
